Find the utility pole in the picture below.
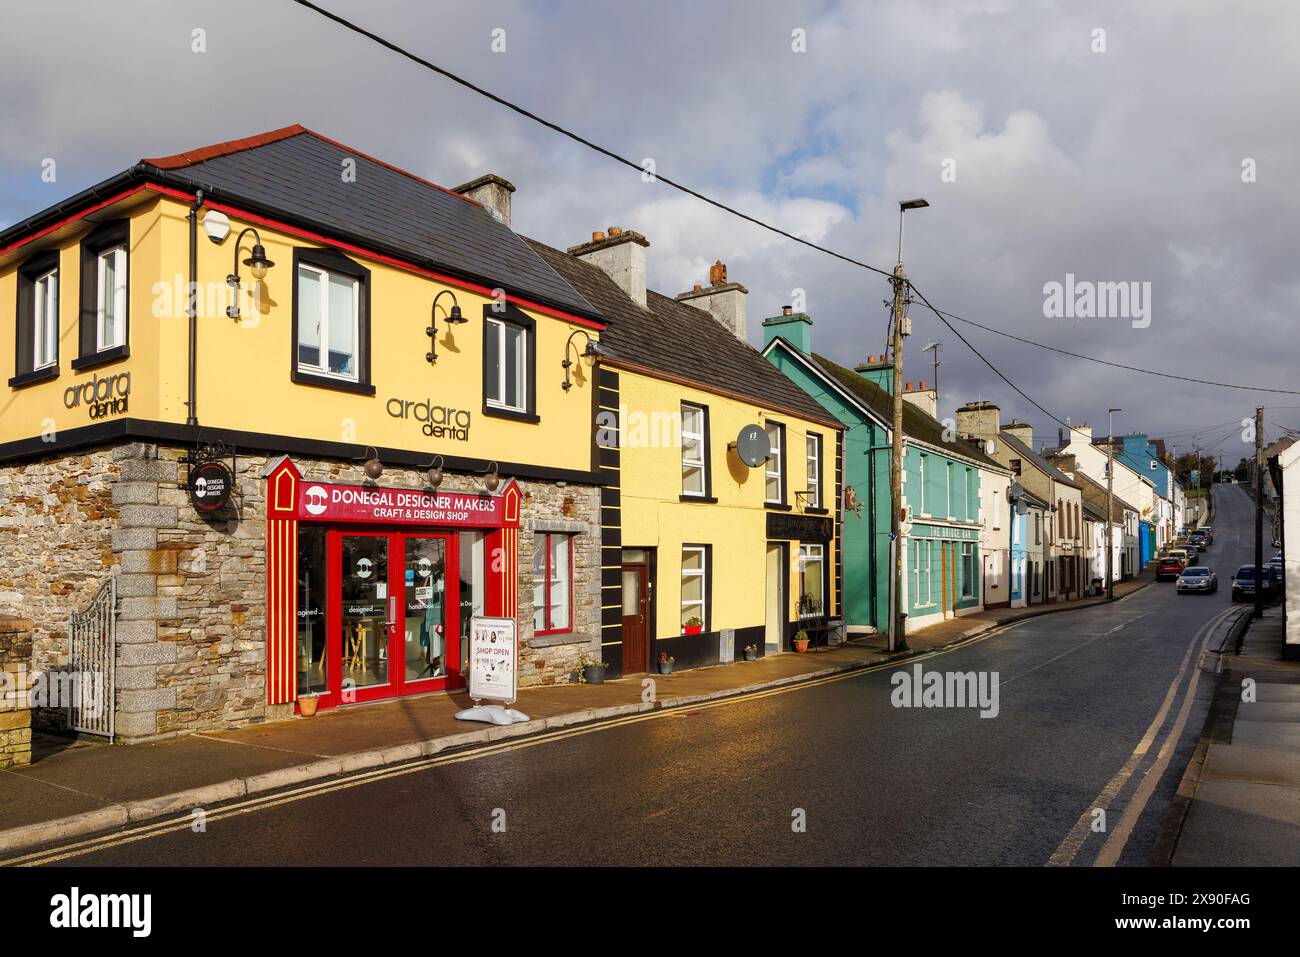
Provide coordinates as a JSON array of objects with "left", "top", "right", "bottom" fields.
[
  {"left": 889, "top": 198, "right": 928, "bottom": 652},
  {"left": 1254, "top": 405, "right": 1265, "bottom": 620},
  {"left": 1107, "top": 408, "right": 1121, "bottom": 600}
]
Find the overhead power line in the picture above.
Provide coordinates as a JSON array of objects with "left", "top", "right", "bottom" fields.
[{"left": 288, "top": 0, "right": 1298, "bottom": 431}]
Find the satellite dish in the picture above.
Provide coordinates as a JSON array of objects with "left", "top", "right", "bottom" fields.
[
  {"left": 1015, "top": 499, "right": 1029, "bottom": 515},
  {"left": 985, "top": 439, "right": 995, "bottom": 454},
  {"left": 1008, "top": 480, "right": 1024, "bottom": 501},
  {"left": 732, "top": 425, "right": 771, "bottom": 468}
]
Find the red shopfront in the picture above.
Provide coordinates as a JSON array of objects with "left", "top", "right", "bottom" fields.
[{"left": 265, "top": 458, "right": 521, "bottom": 712}]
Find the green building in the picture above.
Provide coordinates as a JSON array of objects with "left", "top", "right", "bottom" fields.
[{"left": 762, "top": 309, "right": 1001, "bottom": 633}]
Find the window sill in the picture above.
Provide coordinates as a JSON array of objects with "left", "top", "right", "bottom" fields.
[
  {"left": 530, "top": 631, "right": 586, "bottom": 648},
  {"left": 680, "top": 494, "right": 718, "bottom": 504},
  {"left": 483, "top": 402, "right": 539, "bottom": 424},
  {"left": 804, "top": 506, "right": 829, "bottom": 515},
  {"left": 8, "top": 366, "right": 58, "bottom": 389},
  {"left": 765, "top": 502, "right": 792, "bottom": 511},
  {"left": 292, "top": 369, "right": 376, "bottom": 396},
  {"left": 71, "top": 345, "right": 130, "bottom": 371}
]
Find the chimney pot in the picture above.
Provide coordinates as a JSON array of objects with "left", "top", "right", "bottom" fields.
[
  {"left": 905, "top": 381, "right": 913, "bottom": 391},
  {"left": 693, "top": 283, "right": 703, "bottom": 292},
  {"left": 709, "top": 260, "right": 728, "bottom": 286},
  {"left": 608, "top": 226, "right": 622, "bottom": 237},
  {"left": 592, "top": 230, "right": 606, "bottom": 242},
  {"left": 919, "top": 379, "right": 927, "bottom": 390},
  {"left": 782, "top": 305, "right": 792, "bottom": 316}
]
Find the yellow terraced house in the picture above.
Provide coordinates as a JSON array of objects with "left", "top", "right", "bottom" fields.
[{"left": 528, "top": 234, "right": 844, "bottom": 674}]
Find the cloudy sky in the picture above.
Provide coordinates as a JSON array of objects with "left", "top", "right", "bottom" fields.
[{"left": 4, "top": 0, "right": 1297, "bottom": 466}]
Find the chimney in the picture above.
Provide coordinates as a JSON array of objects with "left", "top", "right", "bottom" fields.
[
  {"left": 902, "top": 379, "right": 938, "bottom": 418},
  {"left": 854, "top": 354, "right": 894, "bottom": 395},
  {"left": 1003, "top": 419, "right": 1033, "bottom": 449},
  {"left": 567, "top": 227, "right": 649, "bottom": 307},
  {"left": 677, "top": 260, "right": 749, "bottom": 341},
  {"left": 1070, "top": 422, "right": 1091, "bottom": 446},
  {"left": 1052, "top": 452, "right": 1078, "bottom": 475},
  {"left": 453, "top": 173, "right": 516, "bottom": 227},
  {"left": 955, "top": 400, "right": 1000, "bottom": 445}
]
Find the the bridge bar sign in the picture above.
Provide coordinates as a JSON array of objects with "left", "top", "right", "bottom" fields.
[{"left": 191, "top": 462, "right": 234, "bottom": 513}]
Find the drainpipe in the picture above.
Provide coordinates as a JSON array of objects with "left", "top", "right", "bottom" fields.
[{"left": 186, "top": 190, "right": 204, "bottom": 427}]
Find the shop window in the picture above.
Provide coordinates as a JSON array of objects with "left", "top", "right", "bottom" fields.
[
  {"left": 680, "top": 545, "right": 709, "bottom": 631},
  {"left": 961, "top": 543, "right": 976, "bottom": 598},
  {"left": 292, "top": 248, "right": 372, "bottom": 394},
  {"left": 74, "top": 219, "right": 130, "bottom": 368},
  {"left": 296, "top": 526, "right": 327, "bottom": 695},
  {"left": 765, "top": 421, "right": 786, "bottom": 504},
  {"left": 912, "top": 540, "right": 933, "bottom": 607},
  {"left": 10, "top": 250, "right": 60, "bottom": 387},
  {"left": 805, "top": 433, "right": 822, "bottom": 509},
  {"left": 798, "top": 543, "right": 825, "bottom": 617},
  {"left": 483, "top": 303, "right": 537, "bottom": 421},
  {"left": 681, "top": 402, "right": 709, "bottom": 497},
  {"left": 532, "top": 533, "right": 572, "bottom": 635},
  {"left": 459, "top": 531, "right": 486, "bottom": 670}
]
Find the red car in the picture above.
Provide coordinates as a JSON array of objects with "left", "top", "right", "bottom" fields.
[{"left": 1156, "top": 557, "right": 1185, "bottom": 581}]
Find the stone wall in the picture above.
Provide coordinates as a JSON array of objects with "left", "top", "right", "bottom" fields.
[
  {"left": 0, "top": 450, "right": 119, "bottom": 674},
  {"left": 0, "top": 616, "right": 33, "bottom": 769}
]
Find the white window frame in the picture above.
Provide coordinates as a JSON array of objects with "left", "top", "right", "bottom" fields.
[
  {"left": 961, "top": 542, "right": 976, "bottom": 598},
  {"left": 681, "top": 403, "right": 707, "bottom": 497},
  {"left": 919, "top": 540, "right": 933, "bottom": 605},
  {"left": 485, "top": 315, "right": 528, "bottom": 412},
  {"left": 919, "top": 454, "right": 928, "bottom": 515},
  {"left": 32, "top": 267, "right": 58, "bottom": 371},
  {"left": 297, "top": 263, "right": 360, "bottom": 382},
  {"left": 96, "top": 245, "right": 127, "bottom": 352},
  {"left": 805, "top": 433, "right": 821, "bottom": 509},
  {"left": 765, "top": 422, "right": 784, "bottom": 504},
  {"left": 798, "top": 543, "right": 825, "bottom": 618},
  {"left": 681, "top": 546, "right": 707, "bottom": 629}
]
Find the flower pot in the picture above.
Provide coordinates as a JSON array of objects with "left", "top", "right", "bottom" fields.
[
  {"left": 793, "top": 639, "right": 810, "bottom": 654},
  {"left": 298, "top": 694, "right": 320, "bottom": 717},
  {"left": 658, "top": 661, "right": 674, "bottom": 675},
  {"left": 583, "top": 664, "right": 606, "bottom": 685},
  {"left": 684, "top": 625, "right": 703, "bottom": 635},
  {"left": 743, "top": 650, "right": 758, "bottom": 661}
]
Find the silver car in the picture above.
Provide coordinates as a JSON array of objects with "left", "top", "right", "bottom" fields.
[{"left": 1177, "top": 566, "right": 1218, "bottom": 594}]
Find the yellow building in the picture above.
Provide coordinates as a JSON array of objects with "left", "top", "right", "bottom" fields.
[
  {"left": 0, "top": 126, "right": 611, "bottom": 740},
  {"left": 528, "top": 236, "right": 843, "bottom": 674}
]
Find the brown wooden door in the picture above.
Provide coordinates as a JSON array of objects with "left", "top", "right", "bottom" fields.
[{"left": 621, "top": 562, "right": 649, "bottom": 674}]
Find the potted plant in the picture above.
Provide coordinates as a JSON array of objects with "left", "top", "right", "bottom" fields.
[
  {"left": 298, "top": 692, "right": 320, "bottom": 718},
  {"left": 683, "top": 616, "right": 703, "bottom": 636},
  {"left": 742, "top": 643, "right": 758, "bottom": 661},
  {"left": 658, "top": 651, "right": 675, "bottom": 675},
  {"left": 793, "top": 629, "right": 810, "bottom": 654},
  {"left": 580, "top": 656, "right": 608, "bottom": 685}
]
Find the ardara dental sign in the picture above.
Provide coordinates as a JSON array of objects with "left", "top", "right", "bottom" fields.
[
  {"left": 387, "top": 396, "right": 471, "bottom": 441},
  {"left": 64, "top": 371, "right": 131, "bottom": 420}
]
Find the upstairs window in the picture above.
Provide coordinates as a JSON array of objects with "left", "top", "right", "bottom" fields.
[
  {"left": 482, "top": 304, "right": 537, "bottom": 421},
  {"left": 96, "top": 246, "right": 127, "bottom": 351},
  {"left": 76, "top": 219, "right": 130, "bottom": 368},
  {"left": 765, "top": 421, "right": 786, "bottom": 504},
  {"left": 11, "top": 249, "right": 61, "bottom": 387},
  {"left": 292, "top": 248, "right": 371, "bottom": 394},
  {"left": 805, "top": 432, "right": 822, "bottom": 509},
  {"left": 681, "top": 403, "right": 709, "bottom": 497}
]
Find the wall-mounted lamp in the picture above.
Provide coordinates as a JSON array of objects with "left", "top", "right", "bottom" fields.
[
  {"left": 226, "top": 227, "right": 275, "bottom": 320},
  {"left": 561, "top": 329, "right": 601, "bottom": 391},
  {"left": 361, "top": 446, "right": 384, "bottom": 482},
  {"left": 425, "top": 455, "right": 445, "bottom": 490},
  {"left": 426, "top": 290, "right": 466, "bottom": 363},
  {"left": 480, "top": 461, "right": 501, "bottom": 493}
]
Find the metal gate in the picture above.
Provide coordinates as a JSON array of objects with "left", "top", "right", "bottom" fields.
[{"left": 67, "top": 576, "right": 116, "bottom": 740}]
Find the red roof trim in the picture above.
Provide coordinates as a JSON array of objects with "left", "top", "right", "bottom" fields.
[{"left": 140, "top": 125, "right": 480, "bottom": 207}]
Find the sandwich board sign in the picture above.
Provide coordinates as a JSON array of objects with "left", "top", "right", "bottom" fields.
[{"left": 455, "top": 616, "right": 530, "bottom": 726}]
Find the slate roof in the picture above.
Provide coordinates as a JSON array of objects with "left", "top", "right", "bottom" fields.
[
  {"left": 1072, "top": 468, "right": 1138, "bottom": 519},
  {"left": 808, "top": 353, "right": 1003, "bottom": 470},
  {"left": 131, "top": 126, "right": 600, "bottom": 322},
  {"left": 1000, "top": 430, "right": 1080, "bottom": 489},
  {"left": 523, "top": 238, "right": 840, "bottom": 426}
]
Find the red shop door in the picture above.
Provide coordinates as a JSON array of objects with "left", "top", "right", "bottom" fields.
[{"left": 324, "top": 530, "right": 461, "bottom": 708}]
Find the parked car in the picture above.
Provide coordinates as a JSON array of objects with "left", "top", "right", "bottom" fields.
[
  {"left": 1177, "top": 566, "right": 1218, "bottom": 594},
  {"left": 1200, "top": 527, "right": 1215, "bottom": 545},
  {"left": 1188, "top": 530, "right": 1210, "bottom": 549},
  {"left": 1156, "top": 556, "right": 1186, "bottom": 581},
  {"left": 1166, "top": 548, "right": 1192, "bottom": 567},
  {"left": 1232, "top": 565, "right": 1279, "bottom": 603}
]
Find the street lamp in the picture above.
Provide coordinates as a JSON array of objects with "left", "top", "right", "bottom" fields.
[
  {"left": 426, "top": 290, "right": 466, "bottom": 364},
  {"left": 921, "top": 340, "right": 942, "bottom": 396},
  {"left": 888, "top": 197, "right": 929, "bottom": 653},
  {"left": 225, "top": 227, "right": 275, "bottom": 320}
]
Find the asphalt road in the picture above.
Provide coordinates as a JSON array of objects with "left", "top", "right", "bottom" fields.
[{"left": 31, "top": 484, "right": 1268, "bottom": 867}]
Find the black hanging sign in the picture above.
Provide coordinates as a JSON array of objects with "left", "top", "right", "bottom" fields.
[{"left": 190, "top": 461, "right": 234, "bottom": 512}]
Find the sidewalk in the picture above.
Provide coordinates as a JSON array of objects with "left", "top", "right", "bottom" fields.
[
  {"left": 1165, "top": 609, "right": 1300, "bottom": 866},
  {"left": 0, "top": 577, "right": 1150, "bottom": 857}
]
